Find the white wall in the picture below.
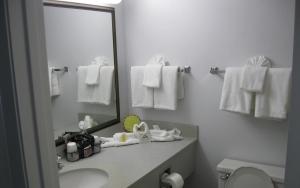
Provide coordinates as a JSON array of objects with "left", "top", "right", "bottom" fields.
[{"left": 122, "top": 0, "right": 295, "bottom": 187}]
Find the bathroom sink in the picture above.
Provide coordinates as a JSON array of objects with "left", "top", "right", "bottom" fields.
[{"left": 59, "top": 168, "right": 109, "bottom": 188}]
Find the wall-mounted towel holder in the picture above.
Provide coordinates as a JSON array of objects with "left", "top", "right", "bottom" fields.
[
  {"left": 179, "top": 66, "right": 191, "bottom": 73},
  {"left": 52, "top": 66, "right": 68, "bottom": 73},
  {"left": 210, "top": 67, "right": 225, "bottom": 74}
]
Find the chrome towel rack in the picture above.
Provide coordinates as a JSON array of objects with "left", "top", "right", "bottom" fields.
[
  {"left": 52, "top": 66, "right": 68, "bottom": 73},
  {"left": 179, "top": 66, "right": 191, "bottom": 73},
  {"left": 210, "top": 67, "right": 225, "bottom": 74}
]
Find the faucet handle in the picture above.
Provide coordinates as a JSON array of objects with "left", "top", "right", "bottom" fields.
[{"left": 57, "top": 155, "right": 64, "bottom": 169}]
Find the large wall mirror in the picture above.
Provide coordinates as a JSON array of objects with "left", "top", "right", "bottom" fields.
[{"left": 43, "top": 1, "right": 120, "bottom": 145}]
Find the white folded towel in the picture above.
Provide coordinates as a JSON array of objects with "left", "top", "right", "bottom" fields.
[
  {"left": 131, "top": 66, "right": 154, "bottom": 108},
  {"left": 77, "top": 66, "right": 114, "bottom": 105},
  {"left": 255, "top": 68, "right": 292, "bottom": 120},
  {"left": 177, "top": 72, "right": 185, "bottom": 100},
  {"left": 143, "top": 63, "right": 163, "bottom": 88},
  {"left": 142, "top": 55, "right": 168, "bottom": 88},
  {"left": 96, "top": 66, "right": 114, "bottom": 105},
  {"left": 150, "top": 128, "right": 183, "bottom": 142},
  {"left": 48, "top": 67, "right": 60, "bottom": 97},
  {"left": 100, "top": 134, "right": 140, "bottom": 148},
  {"left": 240, "top": 65, "right": 268, "bottom": 92},
  {"left": 220, "top": 68, "right": 253, "bottom": 114},
  {"left": 85, "top": 64, "right": 101, "bottom": 85},
  {"left": 154, "top": 66, "right": 179, "bottom": 110}
]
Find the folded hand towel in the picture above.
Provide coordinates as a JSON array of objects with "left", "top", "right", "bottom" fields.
[
  {"left": 143, "top": 63, "right": 163, "bottom": 88},
  {"left": 154, "top": 66, "right": 179, "bottom": 110},
  {"left": 95, "top": 66, "right": 114, "bottom": 105},
  {"left": 85, "top": 64, "right": 101, "bottom": 85},
  {"left": 131, "top": 66, "right": 154, "bottom": 108},
  {"left": 240, "top": 65, "right": 268, "bottom": 92},
  {"left": 100, "top": 136, "right": 140, "bottom": 148},
  {"left": 255, "top": 68, "right": 292, "bottom": 120},
  {"left": 150, "top": 128, "right": 183, "bottom": 142},
  {"left": 48, "top": 67, "right": 60, "bottom": 97},
  {"left": 220, "top": 68, "right": 253, "bottom": 114},
  {"left": 77, "top": 66, "right": 114, "bottom": 105}
]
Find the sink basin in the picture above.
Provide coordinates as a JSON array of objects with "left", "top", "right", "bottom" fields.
[{"left": 59, "top": 168, "right": 109, "bottom": 188}]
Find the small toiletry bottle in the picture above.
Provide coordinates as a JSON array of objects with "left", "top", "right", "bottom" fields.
[
  {"left": 66, "top": 142, "right": 79, "bottom": 162},
  {"left": 93, "top": 135, "right": 101, "bottom": 154}
]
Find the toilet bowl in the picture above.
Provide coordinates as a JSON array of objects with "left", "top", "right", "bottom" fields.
[{"left": 217, "top": 159, "right": 285, "bottom": 188}]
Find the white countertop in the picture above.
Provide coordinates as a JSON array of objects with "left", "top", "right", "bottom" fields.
[{"left": 59, "top": 137, "right": 197, "bottom": 188}]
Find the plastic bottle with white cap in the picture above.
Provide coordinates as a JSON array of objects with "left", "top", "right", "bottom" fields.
[{"left": 66, "top": 142, "right": 79, "bottom": 162}]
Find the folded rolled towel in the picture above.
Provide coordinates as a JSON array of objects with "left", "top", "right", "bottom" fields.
[
  {"left": 220, "top": 68, "right": 253, "bottom": 114},
  {"left": 150, "top": 128, "right": 183, "bottom": 142},
  {"left": 100, "top": 134, "right": 140, "bottom": 148},
  {"left": 240, "top": 65, "right": 268, "bottom": 92}
]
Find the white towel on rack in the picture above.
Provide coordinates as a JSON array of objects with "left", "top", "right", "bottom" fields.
[
  {"left": 177, "top": 72, "right": 185, "bottom": 100},
  {"left": 131, "top": 66, "right": 154, "bottom": 108},
  {"left": 85, "top": 64, "right": 102, "bottom": 85},
  {"left": 96, "top": 66, "right": 114, "bottom": 105},
  {"left": 48, "top": 67, "right": 60, "bottom": 97},
  {"left": 154, "top": 66, "right": 179, "bottom": 110},
  {"left": 240, "top": 65, "right": 268, "bottom": 92},
  {"left": 255, "top": 68, "right": 292, "bottom": 120},
  {"left": 143, "top": 63, "right": 163, "bottom": 88},
  {"left": 220, "top": 67, "right": 253, "bottom": 114},
  {"left": 77, "top": 66, "right": 114, "bottom": 105}
]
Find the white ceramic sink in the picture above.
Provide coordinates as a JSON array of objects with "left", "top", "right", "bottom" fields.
[{"left": 59, "top": 168, "right": 109, "bottom": 188}]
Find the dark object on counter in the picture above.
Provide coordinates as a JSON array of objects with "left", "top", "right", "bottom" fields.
[{"left": 70, "top": 133, "right": 95, "bottom": 159}]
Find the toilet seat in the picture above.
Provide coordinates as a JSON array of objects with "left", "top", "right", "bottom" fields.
[{"left": 225, "top": 167, "right": 274, "bottom": 188}]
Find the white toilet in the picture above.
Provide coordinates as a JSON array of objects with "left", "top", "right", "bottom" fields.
[{"left": 217, "top": 159, "right": 285, "bottom": 188}]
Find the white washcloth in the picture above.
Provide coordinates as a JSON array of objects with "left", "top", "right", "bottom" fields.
[
  {"left": 240, "top": 66, "right": 268, "bottom": 92},
  {"left": 131, "top": 66, "right": 154, "bottom": 108},
  {"left": 154, "top": 66, "right": 179, "bottom": 110},
  {"left": 255, "top": 68, "right": 292, "bottom": 120},
  {"left": 48, "top": 67, "right": 60, "bottom": 97},
  {"left": 143, "top": 64, "right": 163, "bottom": 88},
  {"left": 77, "top": 66, "right": 114, "bottom": 105},
  {"left": 177, "top": 72, "right": 185, "bottom": 100},
  {"left": 85, "top": 64, "right": 101, "bottom": 85},
  {"left": 220, "top": 68, "right": 253, "bottom": 114}
]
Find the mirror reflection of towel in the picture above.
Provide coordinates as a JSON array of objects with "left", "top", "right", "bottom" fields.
[
  {"left": 48, "top": 67, "right": 60, "bottom": 97},
  {"left": 77, "top": 66, "right": 114, "bottom": 105}
]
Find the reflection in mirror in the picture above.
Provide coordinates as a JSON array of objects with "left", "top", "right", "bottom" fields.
[{"left": 43, "top": 1, "right": 120, "bottom": 145}]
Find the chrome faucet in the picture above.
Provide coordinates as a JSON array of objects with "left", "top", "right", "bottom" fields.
[{"left": 57, "top": 155, "right": 64, "bottom": 170}]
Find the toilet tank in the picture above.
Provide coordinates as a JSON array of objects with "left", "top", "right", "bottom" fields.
[{"left": 217, "top": 159, "right": 285, "bottom": 188}]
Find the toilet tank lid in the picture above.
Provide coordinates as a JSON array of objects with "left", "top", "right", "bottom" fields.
[{"left": 217, "top": 159, "right": 285, "bottom": 184}]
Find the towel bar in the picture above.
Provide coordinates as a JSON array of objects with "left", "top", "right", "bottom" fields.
[
  {"left": 210, "top": 67, "right": 225, "bottom": 74},
  {"left": 52, "top": 66, "right": 68, "bottom": 73}
]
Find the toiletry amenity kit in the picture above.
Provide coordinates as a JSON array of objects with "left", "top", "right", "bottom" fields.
[{"left": 63, "top": 132, "right": 102, "bottom": 162}]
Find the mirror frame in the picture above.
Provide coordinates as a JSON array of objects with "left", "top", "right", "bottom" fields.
[{"left": 43, "top": 1, "right": 120, "bottom": 146}]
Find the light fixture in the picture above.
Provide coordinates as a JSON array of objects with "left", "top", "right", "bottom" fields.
[{"left": 54, "top": 0, "right": 122, "bottom": 5}]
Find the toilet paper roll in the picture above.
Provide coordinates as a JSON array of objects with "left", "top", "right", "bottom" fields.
[{"left": 161, "top": 172, "right": 184, "bottom": 188}]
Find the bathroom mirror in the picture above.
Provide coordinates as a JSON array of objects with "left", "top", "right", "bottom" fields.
[{"left": 43, "top": 1, "right": 120, "bottom": 145}]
